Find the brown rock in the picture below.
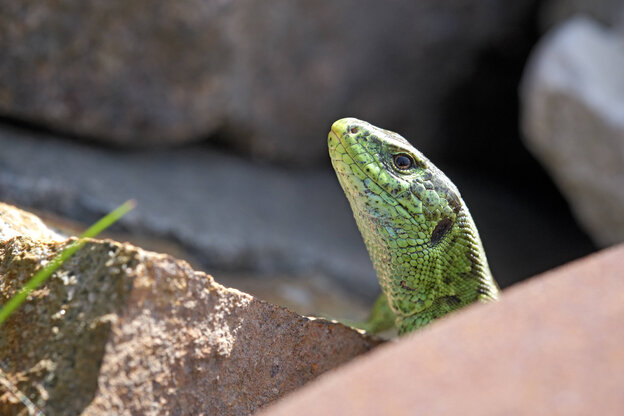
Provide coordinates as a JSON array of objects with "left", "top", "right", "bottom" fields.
[
  {"left": 0, "top": 201, "right": 64, "bottom": 242},
  {"left": 262, "top": 244, "right": 624, "bottom": 416},
  {"left": 0, "top": 211, "right": 380, "bottom": 414}
]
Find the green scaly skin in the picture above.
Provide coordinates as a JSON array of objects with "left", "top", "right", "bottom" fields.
[{"left": 328, "top": 118, "right": 499, "bottom": 334}]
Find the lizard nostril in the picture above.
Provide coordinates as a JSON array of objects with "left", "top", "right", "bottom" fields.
[
  {"left": 430, "top": 218, "right": 453, "bottom": 245},
  {"left": 350, "top": 127, "right": 359, "bottom": 134}
]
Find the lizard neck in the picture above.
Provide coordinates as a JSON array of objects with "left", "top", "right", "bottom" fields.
[{"left": 354, "top": 205, "right": 499, "bottom": 333}]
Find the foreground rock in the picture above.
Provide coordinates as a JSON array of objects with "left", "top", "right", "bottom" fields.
[
  {"left": 262, "top": 243, "right": 624, "bottom": 415},
  {"left": 0, "top": 202, "right": 64, "bottom": 242},
  {"left": 0, "top": 205, "right": 381, "bottom": 414},
  {"left": 0, "top": 1, "right": 535, "bottom": 164},
  {"left": 521, "top": 17, "right": 624, "bottom": 246}
]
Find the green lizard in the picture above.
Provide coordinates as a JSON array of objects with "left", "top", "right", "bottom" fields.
[{"left": 328, "top": 118, "right": 499, "bottom": 334}]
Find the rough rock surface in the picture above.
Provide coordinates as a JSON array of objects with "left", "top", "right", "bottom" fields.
[
  {"left": 0, "top": 205, "right": 381, "bottom": 415},
  {"left": 0, "top": 1, "right": 536, "bottom": 164},
  {"left": 262, "top": 243, "right": 624, "bottom": 416},
  {"left": 521, "top": 17, "right": 624, "bottom": 246},
  {"left": 0, "top": 202, "right": 64, "bottom": 241}
]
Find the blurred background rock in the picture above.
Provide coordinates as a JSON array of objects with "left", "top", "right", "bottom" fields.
[{"left": 2, "top": 0, "right": 620, "bottom": 321}]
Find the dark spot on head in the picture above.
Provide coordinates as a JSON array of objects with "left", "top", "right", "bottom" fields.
[
  {"left": 410, "top": 183, "right": 425, "bottom": 195},
  {"left": 350, "top": 127, "right": 359, "bottom": 134},
  {"left": 430, "top": 218, "right": 453, "bottom": 245},
  {"left": 366, "top": 134, "right": 382, "bottom": 148}
]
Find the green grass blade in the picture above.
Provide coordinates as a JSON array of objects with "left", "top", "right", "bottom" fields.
[
  {"left": 0, "top": 199, "right": 136, "bottom": 326},
  {"left": 78, "top": 199, "right": 136, "bottom": 239}
]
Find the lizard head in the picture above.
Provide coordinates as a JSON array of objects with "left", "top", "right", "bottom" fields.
[
  {"left": 328, "top": 117, "right": 462, "bottom": 243},
  {"left": 328, "top": 117, "right": 496, "bottom": 332}
]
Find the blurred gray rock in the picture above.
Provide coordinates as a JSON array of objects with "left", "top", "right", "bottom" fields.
[
  {"left": 0, "top": 125, "right": 381, "bottom": 298},
  {"left": 0, "top": 0, "right": 536, "bottom": 164},
  {"left": 521, "top": 17, "right": 624, "bottom": 246},
  {"left": 539, "top": 0, "right": 624, "bottom": 30}
]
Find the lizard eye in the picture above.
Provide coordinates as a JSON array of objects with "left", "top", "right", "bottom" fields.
[{"left": 393, "top": 154, "right": 413, "bottom": 170}]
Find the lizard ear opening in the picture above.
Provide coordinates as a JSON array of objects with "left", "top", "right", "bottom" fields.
[{"left": 430, "top": 218, "right": 453, "bottom": 245}]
